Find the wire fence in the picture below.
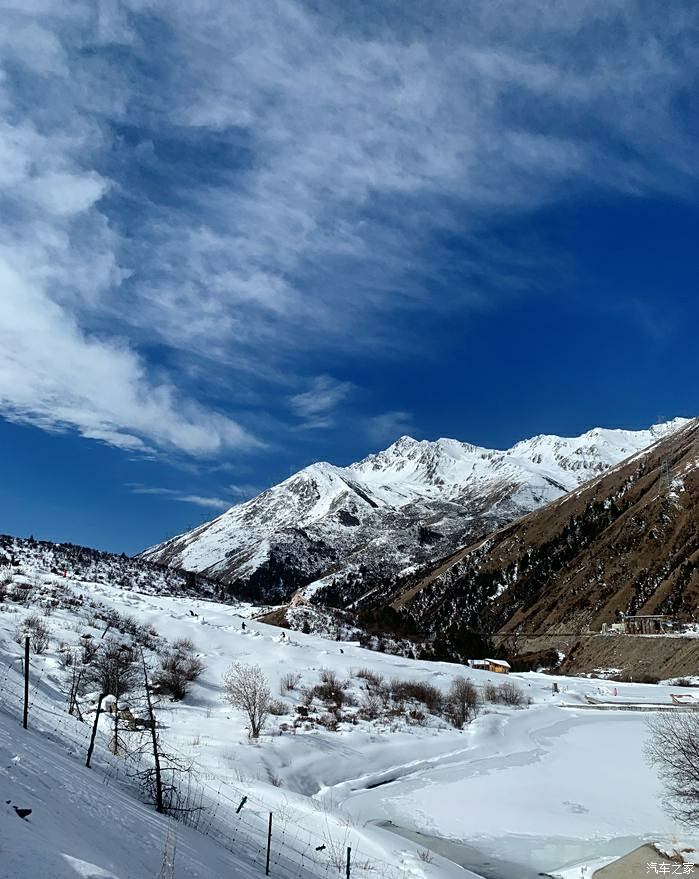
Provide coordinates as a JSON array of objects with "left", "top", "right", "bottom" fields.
[{"left": 0, "top": 650, "right": 406, "bottom": 879}]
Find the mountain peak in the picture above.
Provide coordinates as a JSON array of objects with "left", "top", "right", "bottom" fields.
[{"left": 141, "top": 416, "right": 693, "bottom": 600}]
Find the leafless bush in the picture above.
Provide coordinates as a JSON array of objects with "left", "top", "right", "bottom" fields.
[
  {"left": 358, "top": 692, "right": 382, "bottom": 721},
  {"left": 81, "top": 636, "right": 99, "bottom": 664},
  {"left": 280, "top": 671, "right": 301, "bottom": 693},
  {"left": 223, "top": 662, "right": 271, "bottom": 739},
  {"left": 497, "top": 681, "right": 525, "bottom": 706},
  {"left": 406, "top": 707, "right": 427, "bottom": 726},
  {"left": 417, "top": 848, "right": 434, "bottom": 863},
  {"left": 155, "top": 638, "right": 205, "bottom": 700},
  {"left": 446, "top": 676, "right": 480, "bottom": 728},
  {"left": 14, "top": 613, "right": 50, "bottom": 654},
  {"left": 317, "top": 712, "right": 340, "bottom": 731},
  {"left": 483, "top": 681, "right": 499, "bottom": 703},
  {"left": 312, "top": 681, "right": 345, "bottom": 707},
  {"left": 268, "top": 698, "right": 288, "bottom": 716},
  {"left": 354, "top": 667, "right": 384, "bottom": 689},
  {"left": 391, "top": 678, "right": 443, "bottom": 713},
  {"left": 320, "top": 668, "right": 345, "bottom": 689},
  {"left": 85, "top": 638, "right": 138, "bottom": 694},
  {"left": 646, "top": 713, "right": 699, "bottom": 825},
  {"left": 11, "top": 583, "right": 33, "bottom": 604}
]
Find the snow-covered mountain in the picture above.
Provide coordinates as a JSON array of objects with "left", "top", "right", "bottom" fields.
[{"left": 141, "top": 418, "right": 691, "bottom": 603}]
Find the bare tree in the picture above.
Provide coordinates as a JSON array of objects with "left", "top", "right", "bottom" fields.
[
  {"left": 85, "top": 638, "right": 139, "bottom": 754},
  {"left": 446, "top": 677, "right": 480, "bottom": 728},
  {"left": 223, "top": 662, "right": 271, "bottom": 739},
  {"left": 58, "top": 646, "right": 85, "bottom": 720},
  {"left": 140, "top": 650, "right": 164, "bottom": 813},
  {"left": 646, "top": 713, "right": 699, "bottom": 825}
]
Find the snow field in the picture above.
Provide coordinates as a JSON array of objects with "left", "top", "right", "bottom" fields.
[{"left": 2, "top": 560, "right": 699, "bottom": 877}]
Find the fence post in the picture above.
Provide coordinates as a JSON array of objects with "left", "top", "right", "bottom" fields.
[
  {"left": 265, "top": 812, "right": 272, "bottom": 876},
  {"left": 22, "top": 635, "right": 30, "bottom": 729},
  {"left": 346, "top": 846, "right": 351, "bottom": 879},
  {"left": 86, "top": 694, "right": 105, "bottom": 768}
]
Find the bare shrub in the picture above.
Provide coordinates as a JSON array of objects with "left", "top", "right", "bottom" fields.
[
  {"left": 417, "top": 848, "right": 434, "bottom": 863},
  {"left": 223, "top": 662, "right": 271, "bottom": 738},
  {"left": 312, "top": 681, "right": 345, "bottom": 707},
  {"left": 268, "top": 698, "right": 288, "bottom": 716},
  {"left": 155, "top": 638, "right": 205, "bottom": 700},
  {"left": 617, "top": 670, "right": 659, "bottom": 684},
  {"left": 646, "top": 713, "right": 699, "bottom": 825},
  {"left": 355, "top": 667, "right": 384, "bottom": 689},
  {"left": 320, "top": 668, "right": 344, "bottom": 689},
  {"left": 14, "top": 613, "right": 51, "bottom": 654},
  {"left": 280, "top": 671, "right": 301, "bottom": 693},
  {"left": 359, "top": 692, "right": 382, "bottom": 721},
  {"left": 11, "top": 583, "right": 33, "bottom": 604},
  {"left": 317, "top": 712, "right": 340, "bottom": 731},
  {"left": 483, "top": 681, "right": 499, "bottom": 703},
  {"left": 497, "top": 681, "right": 525, "bottom": 706},
  {"left": 446, "top": 676, "right": 480, "bottom": 728},
  {"left": 406, "top": 707, "right": 427, "bottom": 725},
  {"left": 84, "top": 637, "right": 139, "bottom": 697},
  {"left": 391, "top": 679, "right": 442, "bottom": 713}
]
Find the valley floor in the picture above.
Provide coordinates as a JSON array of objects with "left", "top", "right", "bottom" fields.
[{"left": 1, "top": 567, "right": 697, "bottom": 878}]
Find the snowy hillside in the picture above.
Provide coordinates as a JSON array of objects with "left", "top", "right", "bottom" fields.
[
  {"left": 142, "top": 419, "right": 690, "bottom": 604},
  {"left": 1, "top": 552, "right": 696, "bottom": 878}
]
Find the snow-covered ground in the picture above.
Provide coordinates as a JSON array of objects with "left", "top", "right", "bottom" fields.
[{"left": 1, "top": 563, "right": 697, "bottom": 878}]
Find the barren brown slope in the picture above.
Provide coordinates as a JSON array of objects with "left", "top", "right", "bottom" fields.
[{"left": 398, "top": 418, "right": 699, "bottom": 638}]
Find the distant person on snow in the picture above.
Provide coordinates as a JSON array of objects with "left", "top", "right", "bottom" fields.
[{"left": 241, "top": 621, "right": 246, "bottom": 631}]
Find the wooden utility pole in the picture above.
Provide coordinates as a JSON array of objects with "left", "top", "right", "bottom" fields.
[
  {"left": 86, "top": 694, "right": 105, "bottom": 768},
  {"left": 346, "top": 846, "right": 351, "bottom": 879},
  {"left": 22, "top": 635, "right": 29, "bottom": 729},
  {"left": 265, "top": 813, "right": 273, "bottom": 876}
]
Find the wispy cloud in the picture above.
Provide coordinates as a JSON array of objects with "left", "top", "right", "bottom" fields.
[
  {"left": 0, "top": 1, "right": 696, "bottom": 455},
  {"left": 290, "top": 375, "right": 355, "bottom": 428},
  {"left": 366, "top": 411, "right": 416, "bottom": 443},
  {"left": 127, "top": 485, "right": 231, "bottom": 510}
]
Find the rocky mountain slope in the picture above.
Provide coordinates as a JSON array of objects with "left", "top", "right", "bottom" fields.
[
  {"left": 385, "top": 417, "right": 698, "bottom": 652},
  {"left": 0, "top": 534, "right": 222, "bottom": 599},
  {"left": 141, "top": 419, "right": 689, "bottom": 603}
]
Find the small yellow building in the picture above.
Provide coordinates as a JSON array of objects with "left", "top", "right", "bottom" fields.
[{"left": 468, "top": 658, "right": 511, "bottom": 674}]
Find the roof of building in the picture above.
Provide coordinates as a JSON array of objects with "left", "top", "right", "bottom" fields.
[{"left": 485, "top": 658, "right": 511, "bottom": 668}]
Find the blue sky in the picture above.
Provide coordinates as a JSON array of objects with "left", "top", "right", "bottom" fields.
[{"left": 0, "top": 0, "right": 697, "bottom": 554}]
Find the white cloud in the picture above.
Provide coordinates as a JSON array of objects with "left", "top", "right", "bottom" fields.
[
  {"left": 290, "top": 375, "right": 355, "bottom": 425},
  {"left": 366, "top": 410, "right": 416, "bottom": 444},
  {"left": 177, "top": 495, "right": 230, "bottom": 510},
  {"left": 127, "top": 485, "right": 232, "bottom": 510},
  {"left": 0, "top": 259, "right": 256, "bottom": 454},
  {"left": 0, "top": 1, "right": 696, "bottom": 456}
]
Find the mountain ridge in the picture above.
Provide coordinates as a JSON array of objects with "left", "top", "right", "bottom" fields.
[{"left": 141, "top": 417, "right": 692, "bottom": 603}]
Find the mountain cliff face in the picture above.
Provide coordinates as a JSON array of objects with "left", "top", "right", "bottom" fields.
[
  {"left": 141, "top": 419, "right": 690, "bottom": 603},
  {"left": 389, "top": 418, "right": 698, "bottom": 647}
]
